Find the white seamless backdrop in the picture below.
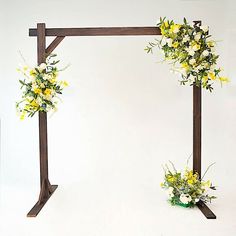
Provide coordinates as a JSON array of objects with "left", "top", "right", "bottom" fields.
[{"left": 0, "top": 0, "right": 236, "bottom": 235}]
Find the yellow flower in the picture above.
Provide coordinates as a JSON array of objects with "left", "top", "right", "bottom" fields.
[
  {"left": 173, "top": 42, "right": 179, "bottom": 48},
  {"left": 34, "top": 88, "right": 42, "bottom": 94},
  {"left": 194, "top": 44, "right": 201, "bottom": 50},
  {"left": 23, "top": 66, "right": 28, "bottom": 71},
  {"left": 44, "top": 88, "right": 52, "bottom": 96},
  {"left": 204, "top": 180, "right": 211, "bottom": 188},
  {"left": 167, "top": 176, "right": 175, "bottom": 183},
  {"left": 160, "top": 182, "right": 164, "bottom": 187},
  {"left": 207, "top": 41, "right": 215, "bottom": 47},
  {"left": 30, "top": 100, "right": 39, "bottom": 107},
  {"left": 202, "top": 75, "right": 208, "bottom": 83},
  {"left": 50, "top": 78, "right": 56, "bottom": 83},
  {"left": 219, "top": 77, "right": 229, "bottom": 82},
  {"left": 164, "top": 21, "right": 169, "bottom": 28},
  {"left": 160, "top": 25, "right": 166, "bottom": 36},
  {"left": 20, "top": 111, "right": 26, "bottom": 120},
  {"left": 30, "top": 69, "right": 36, "bottom": 76},
  {"left": 187, "top": 179, "right": 194, "bottom": 185},
  {"left": 62, "top": 81, "right": 68, "bottom": 87},
  {"left": 181, "top": 62, "right": 189, "bottom": 71},
  {"left": 170, "top": 24, "right": 181, "bottom": 34},
  {"left": 208, "top": 72, "right": 216, "bottom": 80}
]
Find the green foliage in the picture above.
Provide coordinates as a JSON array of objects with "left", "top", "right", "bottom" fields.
[
  {"left": 16, "top": 54, "right": 68, "bottom": 120},
  {"left": 161, "top": 161, "right": 216, "bottom": 207},
  {"left": 145, "top": 18, "right": 229, "bottom": 91}
]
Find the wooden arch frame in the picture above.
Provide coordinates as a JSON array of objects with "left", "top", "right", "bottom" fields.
[{"left": 27, "top": 22, "right": 216, "bottom": 219}]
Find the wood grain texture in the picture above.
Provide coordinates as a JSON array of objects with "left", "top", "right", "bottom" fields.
[
  {"left": 27, "top": 23, "right": 58, "bottom": 217},
  {"left": 193, "top": 84, "right": 202, "bottom": 177},
  {"left": 27, "top": 185, "right": 58, "bottom": 217},
  {"left": 197, "top": 200, "right": 217, "bottom": 219},
  {"left": 29, "top": 27, "right": 161, "bottom": 37}
]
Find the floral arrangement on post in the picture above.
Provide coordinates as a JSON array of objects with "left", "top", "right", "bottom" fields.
[
  {"left": 145, "top": 17, "right": 229, "bottom": 92},
  {"left": 16, "top": 54, "right": 68, "bottom": 120},
  {"left": 161, "top": 161, "right": 216, "bottom": 207}
]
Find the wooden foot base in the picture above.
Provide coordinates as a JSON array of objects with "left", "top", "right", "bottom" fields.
[
  {"left": 197, "top": 200, "right": 216, "bottom": 219},
  {"left": 27, "top": 185, "right": 58, "bottom": 217}
]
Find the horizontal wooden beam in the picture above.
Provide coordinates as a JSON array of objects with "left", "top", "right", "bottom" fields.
[{"left": 29, "top": 27, "right": 161, "bottom": 37}]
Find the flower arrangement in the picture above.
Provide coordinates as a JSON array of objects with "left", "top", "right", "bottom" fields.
[
  {"left": 16, "top": 54, "right": 68, "bottom": 120},
  {"left": 161, "top": 161, "right": 216, "bottom": 207},
  {"left": 145, "top": 17, "right": 228, "bottom": 92}
]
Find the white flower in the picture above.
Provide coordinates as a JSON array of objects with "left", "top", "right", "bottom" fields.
[
  {"left": 202, "top": 50, "right": 209, "bottom": 57},
  {"left": 183, "top": 35, "right": 190, "bottom": 43},
  {"left": 167, "top": 38, "right": 173, "bottom": 47},
  {"left": 210, "top": 47, "right": 216, "bottom": 53},
  {"left": 180, "top": 194, "right": 192, "bottom": 204},
  {"left": 166, "top": 187, "right": 174, "bottom": 198},
  {"left": 189, "top": 58, "right": 196, "bottom": 65},
  {"left": 31, "top": 82, "right": 37, "bottom": 91},
  {"left": 186, "top": 47, "right": 195, "bottom": 56},
  {"left": 40, "top": 83, "right": 45, "bottom": 88},
  {"left": 195, "top": 198, "right": 200, "bottom": 203},
  {"left": 188, "top": 74, "right": 195, "bottom": 81},
  {"left": 210, "top": 64, "right": 216, "bottom": 70},
  {"left": 39, "top": 63, "right": 47, "bottom": 71},
  {"left": 192, "top": 44, "right": 200, "bottom": 51},
  {"left": 197, "top": 64, "right": 203, "bottom": 71},
  {"left": 194, "top": 33, "right": 201, "bottom": 42},
  {"left": 43, "top": 74, "right": 51, "bottom": 80},
  {"left": 168, "top": 187, "right": 174, "bottom": 193},
  {"left": 161, "top": 37, "right": 167, "bottom": 46},
  {"left": 200, "top": 25, "right": 209, "bottom": 33},
  {"left": 36, "top": 97, "right": 43, "bottom": 106}
]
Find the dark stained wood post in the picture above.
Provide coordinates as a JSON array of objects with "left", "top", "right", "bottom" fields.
[
  {"left": 192, "top": 21, "right": 216, "bottom": 219},
  {"left": 193, "top": 84, "right": 201, "bottom": 177},
  {"left": 27, "top": 23, "right": 58, "bottom": 217},
  {"left": 192, "top": 21, "right": 202, "bottom": 178}
]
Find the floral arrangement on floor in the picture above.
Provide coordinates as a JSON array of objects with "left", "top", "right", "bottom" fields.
[
  {"left": 160, "top": 161, "right": 216, "bottom": 207},
  {"left": 145, "top": 17, "right": 229, "bottom": 92},
  {"left": 16, "top": 54, "right": 68, "bottom": 120}
]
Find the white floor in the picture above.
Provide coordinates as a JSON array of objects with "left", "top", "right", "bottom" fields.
[{"left": 1, "top": 181, "right": 235, "bottom": 236}]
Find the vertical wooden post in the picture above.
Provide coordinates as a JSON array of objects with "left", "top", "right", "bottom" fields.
[
  {"left": 27, "top": 23, "right": 58, "bottom": 217},
  {"left": 192, "top": 21, "right": 216, "bottom": 219},
  {"left": 37, "top": 23, "right": 49, "bottom": 188},
  {"left": 193, "top": 84, "right": 201, "bottom": 177}
]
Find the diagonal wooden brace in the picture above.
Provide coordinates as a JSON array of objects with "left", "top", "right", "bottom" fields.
[{"left": 46, "top": 36, "right": 65, "bottom": 56}]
